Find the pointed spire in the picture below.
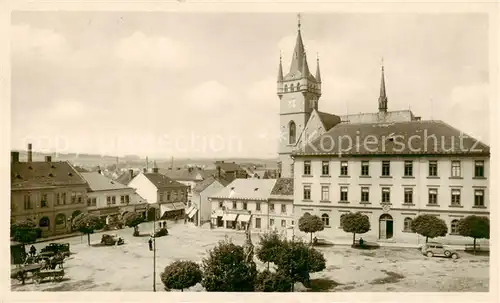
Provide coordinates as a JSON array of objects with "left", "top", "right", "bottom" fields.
[
  {"left": 302, "top": 51, "right": 310, "bottom": 77},
  {"left": 378, "top": 58, "right": 388, "bottom": 113},
  {"left": 315, "top": 53, "right": 322, "bottom": 83},
  {"left": 288, "top": 13, "right": 306, "bottom": 75},
  {"left": 277, "top": 52, "right": 283, "bottom": 82}
]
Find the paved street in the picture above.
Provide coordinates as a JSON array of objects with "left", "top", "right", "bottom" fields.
[{"left": 11, "top": 222, "right": 489, "bottom": 292}]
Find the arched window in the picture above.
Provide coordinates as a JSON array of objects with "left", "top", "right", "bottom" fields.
[
  {"left": 450, "top": 219, "right": 459, "bottom": 235},
  {"left": 296, "top": 82, "right": 300, "bottom": 90},
  {"left": 303, "top": 212, "right": 311, "bottom": 217},
  {"left": 321, "top": 213, "right": 330, "bottom": 226},
  {"left": 290, "top": 84, "right": 294, "bottom": 92},
  {"left": 289, "top": 121, "right": 296, "bottom": 144},
  {"left": 55, "top": 213, "right": 66, "bottom": 228},
  {"left": 284, "top": 84, "right": 288, "bottom": 92},
  {"left": 403, "top": 217, "right": 413, "bottom": 232},
  {"left": 39, "top": 216, "right": 50, "bottom": 228}
]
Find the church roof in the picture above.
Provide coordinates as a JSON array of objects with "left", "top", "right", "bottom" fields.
[
  {"left": 293, "top": 120, "right": 490, "bottom": 157},
  {"left": 317, "top": 111, "right": 342, "bottom": 131}
]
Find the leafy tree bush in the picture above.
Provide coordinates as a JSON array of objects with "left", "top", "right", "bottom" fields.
[
  {"left": 298, "top": 213, "right": 324, "bottom": 244},
  {"left": 411, "top": 214, "right": 448, "bottom": 243},
  {"left": 340, "top": 212, "right": 371, "bottom": 245},
  {"left": 201, "top": 238, "right": 257, "bottom": 292},
  {"left": 11, "top": 221, "right": 40, "bottom": 254},
  {"left": 161, "top": 260, "right": 202, "bottom": 292},
  {"left": 256, "top": 230, "right": 284, "bottom": 270},
  {"left": 123, "top": 212, "right": 145, "bottom": 236},
  {"left": 458, "top": 215, "right": 490, "bottom": 254},
  {"left": 255, "top": 269, "right": 293, "bottom": 292},
  {"left": 72, "top": 210, "right": 82, "bottom": 219},
  {"left": 72, "top": 213, "right": 103, "bottom": 246},
  {"left": 274, "top": 239, "right": 325, "bottom": 288}
]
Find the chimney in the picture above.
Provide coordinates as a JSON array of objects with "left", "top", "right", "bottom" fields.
[
  {"left": 153, "top": 167, "right": 159, "bottom": 173},
  {"left": 129, "top": 169, "right": 134, "bottom": 179},
  {"left": 45, "top": 156, "right": 52, "bottom": 162},
  {"left": 97, "top": 165, "right": 102, "bottom": 174},
  {"left": 143, "top": 168, "right": 147, "bottom": 173},
  {"left": 11, "top": 151, "right": 19, "bottom": 163},
  {"left": 27, "top": 143, "right": 33, "bottom": 162},
  {"left": 217, "top": 166, "right": 221, "bottom": 178}
]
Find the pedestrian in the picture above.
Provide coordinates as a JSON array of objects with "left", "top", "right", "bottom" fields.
[
  {"left": 29, "top": 245, "right": 36, "bottom": 257},
  {"left": 162, "top": 221, "right": 166, "bottom": 228},
  {"left": 148, "top": 237, "right": 153, "bottom": 251},
  {"left": 359, "top": 237, "right": 364, "bottom": 248}
]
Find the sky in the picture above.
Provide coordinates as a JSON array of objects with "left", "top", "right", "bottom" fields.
[{"left": 10, "top": 12, "right": 490, "bottom": 158}]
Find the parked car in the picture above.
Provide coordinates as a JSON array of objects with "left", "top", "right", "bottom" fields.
[
  {"left": 40, "top": 243, "right": 71, "bottom": 257},
  {"left": 421, "top": 242, "right": 459, "bottom": 259},
  {"left": 101, "top": 234, "right": 124, "bottom": 246}
]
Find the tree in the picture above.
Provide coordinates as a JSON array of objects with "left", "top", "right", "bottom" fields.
[
  {"left": 11, "top": 221, "right": 40, "bottom": 254},
  {"left": 72, "top": 210, "right": 82, "bottom": 219},
  {"left": 298, "top": 213, "right": 324, "bottom": 244},
  {"left": 255, "top": 270, "right": 293, "bottom": 292},
  {"left": 340, "top": 212, "right": 371, "bottom": 245},
  {"left": 256, "top": 230, "right": 284, "bottom": 270},
  {"left": 123, "top": 212, "right": 145, "bottom": 236},
  {"left": 161, "top": 260, "right": 202, "bottom": 292},
  {"left": 72, "top": 213, "right": 103, "bottom": 246},
  {"left": 274, "top": 239, "right": 326, "bottom": 288},
  {"left": 201, "top": 238, "right": 257, "bottom": 292},
  {"left": 411, "top": 214, "right": 448, "bottom": 243},
  {"left": 457, "top": 215, "right": 490, "bottom": 254}
]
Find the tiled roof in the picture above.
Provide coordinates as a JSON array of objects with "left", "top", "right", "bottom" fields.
[
  {"left": 270, "top": 178, "right": 294, "bottom": 196},
  {"left": 293, "top": 120, "right": 490, "bottom": 157},
  {"left": 193, "top": 176, "right": 231, "bottom": 193},
  {"left": 81, "top": 172, "right": 131, "bottom": 192},
  {"left": 160, "top": 168, "right": 205, "bottom": 181},
  {"left": 143, "top": 173, "right": 187, "bottom": 189},
  {"left": 210, "top": 179, "right": 277, "bottom": 201},
  {"left": 11, "top": 161, "right": 88, "bottom": 190},
  {"left": 215, "top": 161, "right": 241, "bottom": 172},
  {"left": 115, "top": 171, "right": 137, "bottom": 185},
  {"left": 317, "top": 111, "right": 342, "bottom": 131}
]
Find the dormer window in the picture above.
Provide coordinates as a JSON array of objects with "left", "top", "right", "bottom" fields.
[
  {"left": 48, "top": 173, "right": 54, "bottom": 177},
  {"left": 68, "top": 172, "right": 73, "bottom": 176}
]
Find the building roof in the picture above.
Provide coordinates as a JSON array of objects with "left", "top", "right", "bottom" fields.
[
  {"left": 81, "top": 172, "right": 131, "bottom": 192},
  {"left": 317, "top": 111, "right": 342, "bottom": 131},
  {"left": 215, "top": 161, "right": 241, "bottom": 172},
  {"left": 143, "top": 173, "right": 188, "bottom": 189},
  {"left": 270, "top": 178, "right": 294, "bottom": 196},
  {"left": 115, "top": 171, "right": 137, "bottom": 185},
  {"left": 11, "top": 161, "right": 88, "bottom": 190},
  {"left": 293, "top": 120, "right": 490, "bottom": 157},
  {"left": 210, "top": 179, "right": 277, "bottom": 201},
  {"left": 192, "top": 175, "right": 230, "bottom": 193},
  {"left": 160, "top": 168, "right": 205, "bottom": 182}
]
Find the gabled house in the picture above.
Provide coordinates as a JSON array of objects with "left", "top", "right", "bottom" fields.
[
  {"left": 187, "top": 176, "right": 230, "bottom": 226},
  {"left": 128, "top": 168, "right": 188, "bottom": 220},
  {"left": 214, "top": 161, "right": 249, "bottom": 182}
]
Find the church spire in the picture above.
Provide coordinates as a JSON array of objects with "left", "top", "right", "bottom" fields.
[
  {"left": 277, "top": 52, "right": 283, "bottom": 82},
  {"left": 302, "top": 51, "right": 310, "bottom": 77},
  {"left": 378, "top": 58, "right": 388, "bottom": 113},
  {"left": 315, "top": 54, "right": 322, "bottom": 83},
  {"left": 289, "top": 13, "right": 306, "bottom": 75}
]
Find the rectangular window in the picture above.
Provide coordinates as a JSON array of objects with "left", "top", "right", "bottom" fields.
[
  {"left": 322, "top": 161, "right": 329, "bottom": 176},
  {"left": 107, "top": 196, "right": 111, "bottom": 204},
  {"left": 71, "top": 192, "right": 77, "bottom": 204},
  {"left": 87, "top": 198, "right": 91, "bottom": 206},
  {"left": 232, "top": 201, "right": 237, "bottom": 209},
  {"left": 41, "top": 193, "right": 48, "bottom": 208},
  {"left": 270, "top": 203, "right": 275, "bottom": 212},
  {"left": 474, "top": 189, "right": 485, "bottom": 207},
  {"left": 92, "top": 198, "right": 97, "bottom": 206},
  {"left": 474, "top": 160, "right": 484, "bottom": 178},
  {"left": 256, "top": 202, "right": 261, "bottom": 211},
  {"left": 218, "top": 201, "right": 223, "bottom": 208},
  {"left": 61, "top": 193, "right": 66, "bottom": 205},
  {"left": 78, "top": 193, "right": 82, "bottom": 204},
  {"left": 303, "top": 185, "right": 311, "bottom": 200},
  {"left": 451, "top": 189, "right": 461, "bottom": 206},
  {"left": 340, "top": 161, "right": 348, "bottom": 176},
  {"left": 255, "top": 218, "right": 261, "bottom": 228},
  {"left": 56, "top": 193, "right": 61, "bottom": 205},
  {"left": 340, "top": 186, "right": 348, "bottom": 202},
  {"left": 404, "top": 188, "right": 413, "bottom": 204},
  {"left": 23, "top": 195, "right": 32, "bottom": 209},
  {"left": 361, "top": 161, "right": 370, "bottom": 176},
  {"left": 243, "top": 202, "right": 247, "bottom": 210},
  {"left": 125, "top": 195, "right": 130, "bottom": 203},
  {"left": 270, "top": 219, "right": 274, "bottom": 226},
  {"left": 428, "top": 188, "right": 438, "bottom": 204},
  {"left": 303, "top": 161, "right": 311, "bottom": 175},
  {"left": 404, "top": 161, "right": 413, "bottom": 177},
  {"left": 382, "top": 161, "right": 391, "bottom": 176},
  {"left": 166, "top": 192, "right": 171, "bottom": 201},
  {"left": 281, "top": 204, "right": 286, "bottom": 213},
  {"left": 404, "top": 218, "right": 412, "bottom": 232},
  {"left": 111, "top": 196, "right": 116, "bottom": 204},
  {"left": 381, "top": 187, "right": 391, "bottom": 203},
  {"left": 429, "top": 160, "right": 438, "bottom": 177},
  {"left": 121, "top": 195, "right": 125, "bottom": 204},
  {"left": 361, "top": 187, "right": 369, "bottom": 203},
  {"left": 321, "top": 185, "right": 330, "bottom": 201},
  {"left": 281, "top": 220, "right": 286, "bottom": 227},
  {"left": 451, "top": 161, "right": 461, "bottom": 177}
]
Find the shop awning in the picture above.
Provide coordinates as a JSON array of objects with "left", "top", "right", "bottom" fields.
[
  {"left": 237, "top": 214, "right": 251, "bottom": 222},
  {"left": 222, "top": 213, "right": 238, "bottom": 221},
  {"left": 211, "top": 210, "right": 223, "bottom": 219},
  {"left": 161, "top": 203, "right": 176, "bottom": 212},
  {"left": 187, "top": 207, "right": 198, "bottom": 219},
  {"left": 186, "top": 205, "right": 195, "bottom": 214},
  {"left": 173, "top": 202, "right": 186, "bottom": 210}
]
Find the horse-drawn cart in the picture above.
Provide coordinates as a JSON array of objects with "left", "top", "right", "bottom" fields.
[
  {"left": 11, "top": 252, "right": 66, "bottom": 285},
  {"left": 11, "top": 263, "right": 42, "bottom": 284},
  {"left": 32, "top": 268, "right": 65, "bottom": 284}
]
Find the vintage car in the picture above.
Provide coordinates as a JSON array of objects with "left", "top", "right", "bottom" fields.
[
  {"left": 40, "top": 243, "right": 71, "bottom": 257},
  {"left": 421, "top": 242, "right": 459, "bottom": 259},
  {"left": 101, "top": 234, "right": 125, "bottom": 246}
]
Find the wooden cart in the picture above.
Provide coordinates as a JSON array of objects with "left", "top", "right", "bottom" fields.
[
  {"left": 32, "top": 268, "right": 65, "bottom": 284},
  {"left": 11, "top": 263, "right": 42, "bottom": 284}
]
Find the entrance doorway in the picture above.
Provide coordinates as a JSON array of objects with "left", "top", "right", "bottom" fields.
[
  {"left": 379, "top": 214, "right": 394, "bottom": 239},
  {"left": 217, "top": 216, "right": 223, "bottom": 227}
]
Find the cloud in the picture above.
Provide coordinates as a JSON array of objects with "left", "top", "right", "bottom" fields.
[
  {"left": 115, "top": 31, "right": 190, "bottom": 70},
  {"left": 11, "top": 24, "right": 70, "bottom": 61}
]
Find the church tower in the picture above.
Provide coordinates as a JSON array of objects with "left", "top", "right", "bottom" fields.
[{"left": 277, "top": 15, "right": 322, "bottom": 178}]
